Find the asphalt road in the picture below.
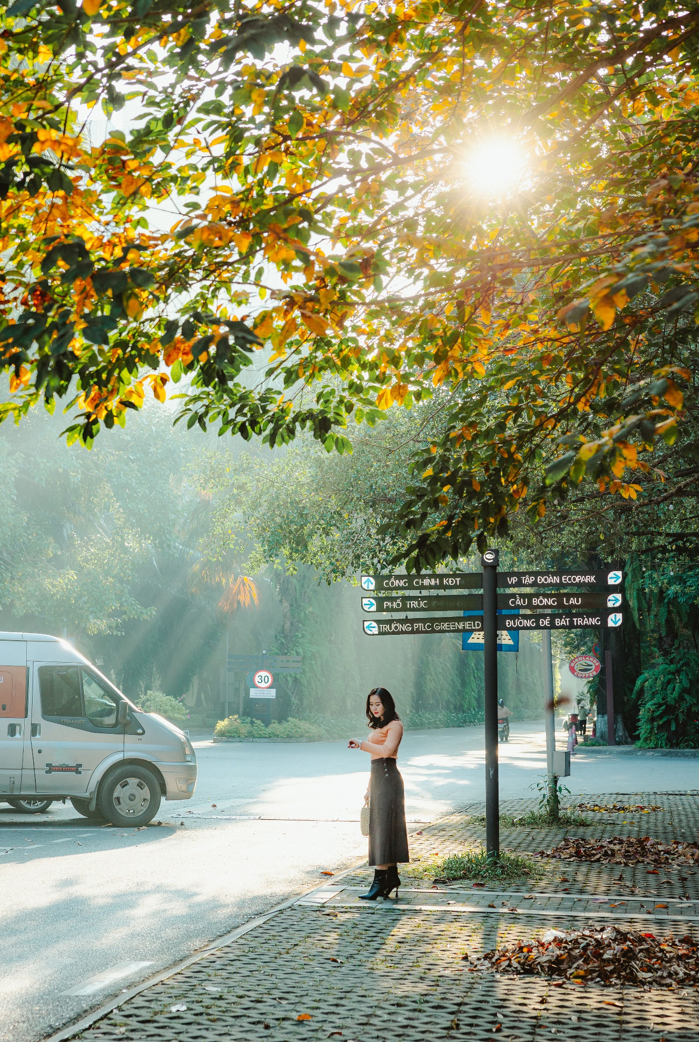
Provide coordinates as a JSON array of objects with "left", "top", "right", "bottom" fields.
[{"left": 1, "top": 723, "right": 697, "bottom": 1042}]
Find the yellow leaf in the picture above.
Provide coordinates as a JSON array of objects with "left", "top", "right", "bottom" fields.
[
  {"left": 376, "top": 387, "right": 393, "bottom": 410},
  {"left": 611, "top": 454, "right": 625, "bottom": 478},
  {"left": 472, "top": 360, "right": 485, "bottom": 378},
  {"left": 592, "top": 297, "right": 616, "bottom": 331},
  {"left": 82, "top": 0, "right": 102, "bottom": 13},
  {"left": 121, "top": 174, "right": 146, "bottom": 198},
  {"left": 422, "top": 467, "right": 434, "bottom": 477},
  {"left": 254, "top": 313, "right": 274, "bottom": 339},
  {"left": 300, "top": 312, "right": 329, "bottom": 336},
  {"left": 611, "top": 288, "right": 628, "bottom": 309},
  {"left": 578, "top": 441, "right": 601, "bottom": 461},
  {"left": 151, "top": 374, "right": 168, "bottom": 403},
  {"left": 588, "top": 276, "right": 617, "bottom": 299},
  {"left": 125, "top": 293, "right": 143, "bottom": 320},
  {"left": 9, "top": 365, "right": 30, "bottom": 393},
  {"left": 472, "top": 479, "right": 480, "bottom": 491},
  {"left": 296, "top": 1014, "right": 312, "bottom": 1021},
  {"left": 278, "top": 316, "right": 297, "bottom": 346},
  {"left": 664, "top": 380, "right": 684, "bottom": 409}
]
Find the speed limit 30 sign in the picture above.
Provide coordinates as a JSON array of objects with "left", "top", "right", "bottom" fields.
[{"left": 253, "top": 669, "right": 274, "bottom": 689}]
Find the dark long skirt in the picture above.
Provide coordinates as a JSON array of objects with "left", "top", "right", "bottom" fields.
[{"left": 368, "top": 758, "right": 410, "bottom": 865}]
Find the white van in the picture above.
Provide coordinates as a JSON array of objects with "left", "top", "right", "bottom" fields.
[{"left": 0, "top": 632, "right": 197, "bottom": 826}]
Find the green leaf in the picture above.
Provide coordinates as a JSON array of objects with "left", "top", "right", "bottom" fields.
[
  {"left": 7, "top": 0, "right": 42, "bottom": 14},
  {"left": 544, "top": 452, "right": 577, "bottom": 484},
  {"left": 288, "top": 108, "right": 304, "bottom": 138}
]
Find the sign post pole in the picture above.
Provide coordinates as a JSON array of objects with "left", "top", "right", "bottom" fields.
[
  {"left": 542, "top": 628, "right": 558, "bottom": 818},
  {"left": 605, "top": 648, "right": 616, "bottom": 746},
  {"left": 482, "top": 549, "right": 499, "bottom": 859}
]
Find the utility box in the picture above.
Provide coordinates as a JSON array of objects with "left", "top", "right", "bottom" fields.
[{"left": 552, "top": 750, "right": 571, "bottom": 777}]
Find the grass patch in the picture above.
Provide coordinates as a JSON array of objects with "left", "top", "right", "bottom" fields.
[
  {"left": 435, "top": 849, "right": 542, "bottom": 884},
  {"left": 467, "top": 811, "right": 593, "bottom": 828}
]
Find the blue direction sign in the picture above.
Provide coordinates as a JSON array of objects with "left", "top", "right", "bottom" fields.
[
  {"left": 363, "top": 616, "right": 484, "bottom": 636},
  {"left": 361, "top": 573, "right": 482, "bottom": 592},
  {"left": 496, "top": 569, "right": 623, "bottom": 590},
  {"left": 363, "top": 612, "right": 623, "bottom": 635},
  {"left": 361, "top": 569, "right": 623, "bottom": 592},
  {"left": 361, "top": 592, "right": 619, "bottom": 613}
]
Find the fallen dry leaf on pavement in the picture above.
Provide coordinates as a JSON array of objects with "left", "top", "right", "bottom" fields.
[
  {"left": 470, "top": 926, "right": 699, "bottom": 988},
  {"left": 536, "top": 837, "right": 699, "bottom": 867},
  {"left": 577, "top": 803, "right": 661, "bottom": 814}
]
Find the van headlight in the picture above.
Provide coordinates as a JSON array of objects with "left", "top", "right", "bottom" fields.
[{"left": 181, "top": 735, "right": 195, "bottom": 763}]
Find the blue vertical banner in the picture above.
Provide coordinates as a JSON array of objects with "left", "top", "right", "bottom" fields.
[{"left": 462, "top": 610, "right": 520, "bottom": 653}]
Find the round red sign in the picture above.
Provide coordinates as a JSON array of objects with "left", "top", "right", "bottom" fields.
[{"left": 569, "top": 654, "right": 601, "bottom": 679}]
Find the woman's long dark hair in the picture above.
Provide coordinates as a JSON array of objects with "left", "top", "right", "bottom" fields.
[{"left": 366, "top": 687, "right": 400, "bottom": 728}]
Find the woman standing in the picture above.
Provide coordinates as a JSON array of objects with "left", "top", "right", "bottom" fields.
[{"left": 348, "top": 687, "right": 409, "bottom": 900}]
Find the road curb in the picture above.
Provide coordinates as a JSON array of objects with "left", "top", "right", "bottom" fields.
[
  {"left": 578, "top": 746, "right": 699, "bottom": 757},
  {"left": 40, "top": 858, "right": 369, "bottom": 1042}
]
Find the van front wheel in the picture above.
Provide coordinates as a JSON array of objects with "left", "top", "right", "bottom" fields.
[{"left": 99, "top": 766, "right": 161, "bottom": 827}]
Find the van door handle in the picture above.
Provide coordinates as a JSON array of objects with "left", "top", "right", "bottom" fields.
[
  {"left": 7, "top": 723, "right": 21, "bottom": 737},
  {"left": 31, "top": 723, "right": 40, "bottom": 738}
]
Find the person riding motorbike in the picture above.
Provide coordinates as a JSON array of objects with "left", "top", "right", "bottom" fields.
[{"left": 497, "top": 698, "right": 512, "bottom": 742}]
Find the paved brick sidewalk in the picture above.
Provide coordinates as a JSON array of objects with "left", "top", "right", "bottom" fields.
[{"left": 68, "top": 793, "right": 699, "bottom": 1042}]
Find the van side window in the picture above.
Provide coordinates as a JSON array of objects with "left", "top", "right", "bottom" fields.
[
  {"left": 39, "top": 666, "right": 82, "bottom": 717},
  {"left": 82, "top": 671, "right": 118, "bottom": 727}
]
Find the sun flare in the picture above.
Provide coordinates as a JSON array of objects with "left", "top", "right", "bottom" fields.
[{"left": 463, "top": 138, "right": 529, "bottom": 196}]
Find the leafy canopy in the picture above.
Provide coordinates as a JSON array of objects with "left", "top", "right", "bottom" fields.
[{"left": 2, "top": 0, "right": 699, "bottom": 567}]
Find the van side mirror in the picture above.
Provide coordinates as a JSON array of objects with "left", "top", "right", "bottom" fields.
[{"left": 117, "top": 701, "right": 129, "bottom": 727}]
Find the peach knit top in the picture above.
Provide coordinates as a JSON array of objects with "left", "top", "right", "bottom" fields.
[{"left": 359, "top": 719, "right": 404, "bottom": 760}]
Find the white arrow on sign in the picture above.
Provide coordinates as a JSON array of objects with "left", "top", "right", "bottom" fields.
[
  {"left": 607, "top": 571, "right": 623, "bottom": 585},
  {"left": 607, "top": 613, "right": 623, "bottom": 627},
  {"left": 363, "top": 620, "right": 379, "bottom": 635},
  {"left": 361, "top": 576, "right": 375, "bottom": 591},
  {"left": 362, "top": 598, "right": 377, "bottom": 612},
  {"left": 607, "top": 593, "right": 622, "bottom": 608}
]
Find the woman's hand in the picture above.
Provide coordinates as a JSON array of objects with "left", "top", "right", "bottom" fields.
[
  {"left": 348, "top": 738, "right": 362, "bottom": 749},
  {"left": 364, "top": 792, "right": 370, "bottom": 805}
]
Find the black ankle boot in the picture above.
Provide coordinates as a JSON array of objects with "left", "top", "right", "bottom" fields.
[
  {"left": 383, "top": 866, "right": 401, "bottom": 898},
  {"left": 359, "top": 869, "right": 387, "bottom": 900}
]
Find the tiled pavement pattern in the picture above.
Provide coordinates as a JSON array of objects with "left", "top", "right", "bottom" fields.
[
  {"left": 341, "top": 791, "right": 699, "bottom": 900},
  {"left": 76, "top": 793, "right": 699, "bottom": 1042}
]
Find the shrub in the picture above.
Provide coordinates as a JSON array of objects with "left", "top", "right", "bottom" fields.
[
  {"left": 635, "top": 651, "right": 699, "bottom": 748},
  {"left": 138, "top": 690, "right": 188, "bottom": 722},
  {"left": 214, "top": 709, "right": 486, "bottom": 742},
  {"left": 214, "top": 716, "right": 319, "bottom": 741}
]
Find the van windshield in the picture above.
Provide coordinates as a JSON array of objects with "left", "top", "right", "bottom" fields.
[{"left": 39, "top": 666, "right": 122, "bottom": 728}]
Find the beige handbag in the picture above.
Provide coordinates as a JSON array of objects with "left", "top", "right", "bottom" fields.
[{"left": 360, "top": 799, "right": 370, "bottom": 836}]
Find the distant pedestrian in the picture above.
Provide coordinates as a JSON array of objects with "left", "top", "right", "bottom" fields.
[
  {"left": 578, "top": 705, "right": 588, "bottom": 738},
  {"left": 567, "top": 720, "right": 578, "bottom": 755},
  {"left": 348, "top": 687, "right": 409, "bottom": 900}
]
